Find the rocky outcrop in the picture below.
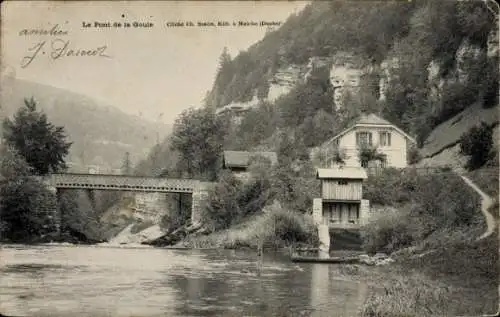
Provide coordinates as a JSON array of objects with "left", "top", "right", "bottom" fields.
[
  {"left": 359, "top": 253, "right": 395, "bottom": 266},
  {"left": 142, "top": 222, "right": 206, "bottom": 247},
  {"left": 267, "top": 65, "right": 303, "bottom": 102}
]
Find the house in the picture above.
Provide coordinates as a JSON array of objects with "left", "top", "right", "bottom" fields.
[
  {"left": 312, "top": 167, "right": 370, "bottom": 229},
  {"left": 319, "top": 113, "right": 416, "bottom": 168},
  {"left": 222, "top": 150, "right": 278, "bottom": 180}
]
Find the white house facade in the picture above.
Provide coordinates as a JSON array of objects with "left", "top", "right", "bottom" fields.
[{"left": 318, "top": 113, "right": 416, "bottom": 169}]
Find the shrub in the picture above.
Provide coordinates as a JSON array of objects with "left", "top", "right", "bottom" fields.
[
  {"left": 0, "top": 146, "right": 58, "bottom": 241},
  {"left": 362, "top": 172, "right": 481, "bottom": 254},
  {"left": 361, "top": 208, "right": 421, "bottom": 254},
  {"left": 267, "top": 207, "right": 319, "bottom": 247},
  {"left": 407, "top": 146, "right": 422, "bottom": 165},
  {"left": 363, "top": 168, "right": 418, "bottom": 206},
  {"left": 459, "top": 122, "right": 494, "bottom": 171},
  {"left": 202, "top": 171, "right": 242, "bottom": 231},
  {"left": 358, "top": 145, "right": 387, "bottom": 168},
  {"left": 180, "top": 205, "right": 319, "bottom": 250}
]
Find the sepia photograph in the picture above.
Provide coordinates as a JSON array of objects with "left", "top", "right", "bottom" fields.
[{"left": 0, "top": 0, "right": 499, "bottom": 316}]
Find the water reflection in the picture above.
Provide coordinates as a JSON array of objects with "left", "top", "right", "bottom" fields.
[{"left": 0, "top": 245, "right": 367, "bottom": 317}]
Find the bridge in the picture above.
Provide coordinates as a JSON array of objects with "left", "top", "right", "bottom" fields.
[
  {"left": 39, "top": 173, "right": 214, "bottom": 232},
  {"left": 42, "top": 173, "right": 206, "bottom": 193}
]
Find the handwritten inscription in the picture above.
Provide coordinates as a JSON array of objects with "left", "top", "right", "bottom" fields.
[
  {"left": 18, "top": 23, "right": 69, "bottom": 36},
  {"left": 21, "top": 39, "right": 110, "bottom": 68}
]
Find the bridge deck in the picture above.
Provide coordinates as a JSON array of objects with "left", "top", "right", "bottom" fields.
[{"left": 43, "top": 173, "right": 202, "bottom": 193}]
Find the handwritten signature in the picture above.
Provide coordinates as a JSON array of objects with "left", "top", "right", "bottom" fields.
[{"left": 21, "top": 39, "right": 111, "bottom": 68}]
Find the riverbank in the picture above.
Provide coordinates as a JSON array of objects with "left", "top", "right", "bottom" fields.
[
  {"left": 351, "top": 223, "right": 498, "bottom": 316},
  {"left": 175, "top": 207, "right": 319, "bottom": 251}
]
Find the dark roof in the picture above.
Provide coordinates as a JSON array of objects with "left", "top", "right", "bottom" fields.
[{"left": 223, "top": 151, "right": 278, "bottom": 168}]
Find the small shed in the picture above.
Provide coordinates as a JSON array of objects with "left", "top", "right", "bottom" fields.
[
  {"left": 222, "top": 151, "right": 278, "bottom": 174},
  {"left": 313, "top": 167, "right": 369, "bottom": 228}
]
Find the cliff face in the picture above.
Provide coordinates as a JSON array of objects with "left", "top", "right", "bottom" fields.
[{"left": 204, "top": 1, "right": 498, "bottom": 167}]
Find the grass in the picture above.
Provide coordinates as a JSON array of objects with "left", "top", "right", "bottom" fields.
[
  {"left": 466, "top": 166, "right": 499, "bottom": 197},
  {"left": 359, "top": 168, "right": 498, "bottom": 316},
  {"left": 359, "top": 229, "right": 498, "bottom": 316}
]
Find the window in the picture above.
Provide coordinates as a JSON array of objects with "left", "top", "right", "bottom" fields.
[
  {"left": 348, "top": 205, "right": 359, "bottom": 224},
  {"left": 338, "top": 179, "right": 348, "bottom": 185},
  {"left": 379, "top": 131, "right": 392, "bottom": 147},
  {"left": 356, "top": 132, "right": 372, "bottom": 147}
]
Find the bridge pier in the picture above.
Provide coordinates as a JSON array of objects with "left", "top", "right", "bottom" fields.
[
  {"left": 86, "top": 189, "right": 97, "bottom": 212},
  {"left": 191, "top": 184, "right": 210, "bottom": 226}
]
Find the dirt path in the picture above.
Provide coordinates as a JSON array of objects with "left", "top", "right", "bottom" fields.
[{"left": 459, "top": 175, "right": 496, "bottom": 240}]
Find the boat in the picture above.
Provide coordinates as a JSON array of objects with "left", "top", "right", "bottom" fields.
[{"left": 290, "top": 255, "right": 360, "bottom": 264}]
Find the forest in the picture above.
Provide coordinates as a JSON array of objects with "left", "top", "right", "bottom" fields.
[{"left": 204, "top": 0, "right": 497, "bottom": 149}]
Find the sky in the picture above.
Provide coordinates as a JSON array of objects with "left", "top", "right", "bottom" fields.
[{"left": 1, "top": 1, "right": 309, "bottom": 125}]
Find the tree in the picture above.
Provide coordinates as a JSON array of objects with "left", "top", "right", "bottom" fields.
[
  {"left": 121, "top": 151, "right": 132, "bottom": 175},
  {"left": 459, "top": 122, "right": 494, "bottom": 171},
  {"left": 170, "top": 107, "right": 226, "bottom": 181},
  {"left": 2, "top": 98, "right": 72, "bottom": 175},
  {"left": 0, "top": 146, "right": 57, "bottom": 241}
]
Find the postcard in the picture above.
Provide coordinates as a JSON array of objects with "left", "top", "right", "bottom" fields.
[{"left": 1, "top": 1, "right": 499, "bottom": 316}]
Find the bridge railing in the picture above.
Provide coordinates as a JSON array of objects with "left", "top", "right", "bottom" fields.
[{"left": 42, "top": 173, "right": 207, "bottom": 193}]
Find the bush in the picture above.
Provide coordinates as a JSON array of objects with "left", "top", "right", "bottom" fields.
[
  {"left": 407, "top": 146, "right": 422, "bottom": 165},
  {"left": 202, "top": 171, "right": 242, "bottom": 231},
  {"left": 363, "top": 168, "right": 418, "bottom": 206},
  {"left": 0, "top": 146, "right": 58, "bottom": 241},
  {"left": 180, "top": 205, "right": 319, "bottom": 250},
  {"left": 267, "top": 206, "right": 319, "bottom": 247},
  {"left": 362, "top": 172, "right": 481, "bottom": 254},
  {"left": 459, "top": 122, "right": 494, "bottom": 171},
  {"left": 361, "top": 208, "right": 421, "bottom": 254}
]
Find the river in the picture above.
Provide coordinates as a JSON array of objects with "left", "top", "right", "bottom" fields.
[{"left": 0, "top": 244, "right": 368, "bottom": 317}]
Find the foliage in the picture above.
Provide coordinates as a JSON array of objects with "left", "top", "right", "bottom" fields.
[
  {"left": 459, "top": 122, "right": 494, "bottom": 171},
  {"left": 170, "top": 107, "right": 226, "bottom": 181},
  {"left": 58, "top": 190, "right": 104, "bottom": 241},
  {"left": 362, "top": 171, "right": 481, "bottom": 254},
  {"left": 361, "top": 207, "right": 422, "bottom": 255},
  {"left": 276, "top": 74, "right": 334, "bottom": 129},
  {"left": 466, "top": 166, "right": 499, "bottom": 197},
  {"left": 2, "top": 97, "right": 71, "bottom": 175},
  {"left": 357, "top": 145, "right": 387, "bottom": 168},
  {"left": 231, "top": 101, "right": 280, "bottom": 150},
  {"left": 180, "top": 205, "right": 318, "bottom": 250},
  {"left": 361, "top": 271, "right": 452, "bottom": 317},
  {"left": 299, "top": 109, "right": 339, "bottom": 148},
  {"left": 202, "top": 148, "right": 319, "bottom": 231},
  {"left": 0, "top": 146, "right": 58, "bottom": 241},
  {"left": 407, "top": 145, "right": 422, "bottom": 165},
  {"left": 202, "top": 170, "right": 244, "bottom": 231}
]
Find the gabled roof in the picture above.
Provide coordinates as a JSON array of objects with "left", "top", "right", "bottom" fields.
[
  {"left": 223, "top": 151, "right": 278, "bottom": 168},
  {"left": 316, "top": 167, "right": 367, "bottom": 180},
  {"left": 326, "top": 113, "right": 416, "bottom": 145}
]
